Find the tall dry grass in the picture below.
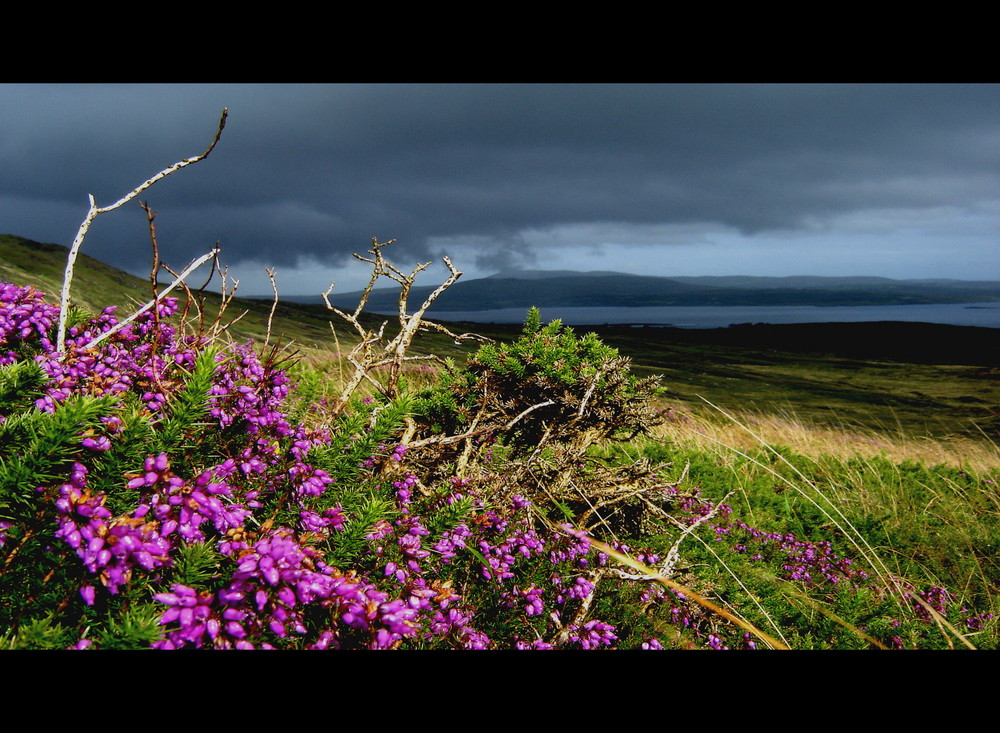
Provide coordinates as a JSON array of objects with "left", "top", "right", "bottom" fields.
[
  {"left": 653, "top": 402, "right": 1000, "bottom": 474},
  {"left": 640, "top": 399, "right": 1000, "bottom": 648}
]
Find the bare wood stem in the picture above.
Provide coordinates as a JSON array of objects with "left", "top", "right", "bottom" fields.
[
  {"left": 79, "top": 248, "right": 220, "bottom": 351},
  {"left": 56, "top": 109, "right": 228, "bottom": 355},
  {"left": 322, "top": 238, "right": 485, "bottom": 415},
  {"left": 264, "top": 267, "right": 279, "bottom": 347}
]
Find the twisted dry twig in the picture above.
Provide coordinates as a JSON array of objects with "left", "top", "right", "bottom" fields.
[
  {"left": 56, "top": 108, "right": 228, "bottom": 355},
  {"left": 322, "top": 238, "right": 488, "bottom": 414}
]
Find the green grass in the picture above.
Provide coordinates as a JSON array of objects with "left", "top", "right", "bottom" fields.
[
  {"left": 591, "top": 413, "right": 1000, "bottom": 649},
  {"left": 583, "top": 325, "right": 999, "bottom": 443}
]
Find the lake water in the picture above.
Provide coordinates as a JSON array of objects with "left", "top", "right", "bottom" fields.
[{"left": 417, "top": 302, "right": 1000, "bottom": 329}]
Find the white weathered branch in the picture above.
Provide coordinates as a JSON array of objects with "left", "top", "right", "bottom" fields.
[
  {"left": 657, "top": 490, "right": 736, "bottom": 578},
  {"left": 55, "top": 109, "right": 228, "bottom": 355},
  {"left": 264, "top": 267, "right": 279, "bottom": 347},
  {"left": 322, "top": 238, "right": 485, "bottom": 412},
  {"left": 79, "top": 248, "right": 220, "bottom": 351}
]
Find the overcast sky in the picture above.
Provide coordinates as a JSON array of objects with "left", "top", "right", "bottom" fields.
[{"left": 1, "top": 83, "right": 997, "bottom": 296}]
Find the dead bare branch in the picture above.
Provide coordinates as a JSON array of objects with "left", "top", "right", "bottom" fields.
[
  {"left": 322, "top": 238, "right": 487, "bottom": 415},
  {"left": 56, "top": 109, "right": 228, "bottom": 355},
  {"left": 264, "top": 267, "right": 279, "bottom": 347},
  {"left": 80, "top": 248, "right": 220, "bottom": 351}
]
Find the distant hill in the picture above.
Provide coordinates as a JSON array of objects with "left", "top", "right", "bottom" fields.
[
  {"left": 0, "top": 234, "right": 371, "bottom": 350},
  {"left": 320, "top": 267, "right": 1000, "bottom": 312},
  {"left": 0, "top": 233, "right": 157, "bottom": 315},
  {"left": 5, "top": 233, "right": 999, "bottom": 331}
]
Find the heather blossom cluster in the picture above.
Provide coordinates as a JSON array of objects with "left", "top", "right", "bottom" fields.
[
  {"left": 0, "top": 283, "right": 58, "bottom": 363},
  {"left": 0, "top": 278, "right": 993, "bottom": 651},
  {"left": 53, "top": 460, "right": 172, "bottom": 596},
  {"left": 33, "top": 300, "right": 202, "bottom": 416},
  {"left": 0, "top": 282, "right": 636, "bottom": 649}
]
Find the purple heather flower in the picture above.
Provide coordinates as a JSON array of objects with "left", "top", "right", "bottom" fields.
[
  {"left": 81, "top": 435, "right": 111, "bottom": 451},
  {"left": 566, "top": 619, "right": 617, "bottom": 649},
  {"left": 706, "top": 634, "right": 728, "bottom": 650},
  {"left": 80, "top": 585, "right": 96, "bottom": 606}
]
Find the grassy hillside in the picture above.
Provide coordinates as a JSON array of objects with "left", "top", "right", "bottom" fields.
[
  {"left": 3, "top": 233, "right": 997, "bottom": 445},
  {"left": 586, "top": 322, "right": 1000, "bottom": 443},
  {"left": 0, "top": 234, "right": 463, "bottom": 361},
  {"left": 0, "top": 234, "right": 155, "bottom": 315}
]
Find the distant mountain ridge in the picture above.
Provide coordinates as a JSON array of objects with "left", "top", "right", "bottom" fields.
[
  {"left": 4, "top": 234, "right": 997, "bottom": 315},
  {"left": 321, "top": 267, "right": 1000, "bottom": 312},
  {"left": 487, "top": 269, "right": 998, "bottom": 290}
]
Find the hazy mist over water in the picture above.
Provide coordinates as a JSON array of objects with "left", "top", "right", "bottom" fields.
[{"left": 416, "top": 302, "right": 1000, "bottom": 329}]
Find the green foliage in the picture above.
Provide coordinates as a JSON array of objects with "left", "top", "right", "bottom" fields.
[
  {"left": 422, "top": 493, "right": 475, "bottom": 537},
  {"left": 284, "top": 362, "right": 327, "bottom": 427},
  {"left": 325, "top": 495, "right": 395, "bottom": 566},
  {"left": 417, "top": 307, "right": 664, "bottom": 458},
  {"left": 522, "top": 305, "right": 542, "bottom": 335},
  {"left": 151, "top": 346, "right": 219, "bottom": 454},
  {"left": 596, "top": 431, "right": 1000, "bottom": 649},
  {"left": 411, "top": 358, "right": 471, "bottom": 437},
  {"left": 0, "top": 616, "right": 77, "bottom": 650},
  {"left": 0, "top": 360, "right": 47, "bottom": 412},
  {"left": 307, "top": 393, "right": 413, "bottom": 487},
  {"left": 0, "top": 393, "right": 115, "bottom": 523},
  {"left": 93, "top": 603, "right": 166, "bottom": 650},
  {"left": 171, "top": 541, "right": 223, "bottom": 589},
  {"left": 86, "top": 400, "right": 158, "bottom": 516}
]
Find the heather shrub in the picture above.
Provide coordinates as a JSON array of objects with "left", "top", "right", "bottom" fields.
[
  {"left": 420, "top": 307, "right": 663, "bottom": 454},
  {"left": 406, "top": 308, "right": 669, "bottom": 525},
  {"left": 0, "top": 279, "right": 738, "bottom": 649},
  {"left": 0, "top": 281, "right": 660, "bottom": 649}
]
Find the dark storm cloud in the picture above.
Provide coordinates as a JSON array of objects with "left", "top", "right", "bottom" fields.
[{"left": 1, "top": 83, "right": 997, "bottom": 280}]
